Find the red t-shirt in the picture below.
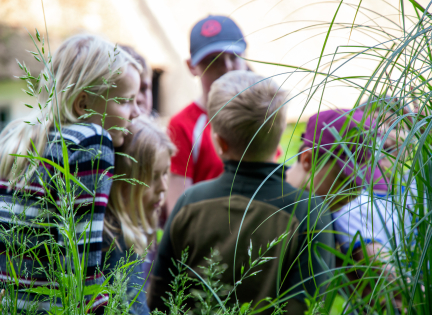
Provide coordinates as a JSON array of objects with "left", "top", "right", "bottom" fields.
[{"left": 168, "top": 102, "right": 224, "bottom": 183}]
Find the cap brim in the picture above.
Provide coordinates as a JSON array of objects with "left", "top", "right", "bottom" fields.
[{"left": 191, "top": 41, "right": 246, "bottom": 66}]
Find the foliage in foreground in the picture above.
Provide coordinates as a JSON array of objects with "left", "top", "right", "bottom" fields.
[{"left": 1, "top": 0, "right": 432, "bottom": 314}]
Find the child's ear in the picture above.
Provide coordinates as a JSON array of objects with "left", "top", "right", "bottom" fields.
[
  {"left": 299, "top": 149, "right": 313, "bottom": 172},
  {"left": 73, "top": 91, "right": 89, "bottom": 118},
  {"left": 186, "top": 59, "right": 199, "bottom": 76},
  {"left": 213, "top": 133, "right": 229, "bottom": 156}
]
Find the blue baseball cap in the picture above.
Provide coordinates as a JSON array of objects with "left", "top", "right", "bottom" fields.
[{"left": 190, "top": 15, "right": 247, "bottom": 66}]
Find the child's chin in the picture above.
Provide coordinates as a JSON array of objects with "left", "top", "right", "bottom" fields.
[
  {"left": 111, "top": 136, "right": 124, "bottom": 148},
  {"left": 153, "top": 201, "right": 161, "bottom": 209}
]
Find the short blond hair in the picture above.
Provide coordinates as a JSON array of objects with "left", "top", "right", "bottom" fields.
[{"left": 207, "top": 70, "right": 287, "bottom": 161}]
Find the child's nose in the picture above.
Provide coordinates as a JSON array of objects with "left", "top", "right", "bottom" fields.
[
  {"left": 158, "top": 176, "right": 169, "bottom": 193},
  {"left": 130, "top": 100, "right": 140, "bottom": 119}
]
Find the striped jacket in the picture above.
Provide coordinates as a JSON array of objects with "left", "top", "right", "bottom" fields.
[{"left": 0, "top": 123, "right": 114, "bottom": 314}]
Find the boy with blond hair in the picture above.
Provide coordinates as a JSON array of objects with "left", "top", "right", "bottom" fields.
[{"left": 148, "top": 70, "right": 335, "bottom": 314}]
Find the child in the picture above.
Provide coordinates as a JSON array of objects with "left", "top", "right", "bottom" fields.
[
  {"left": 103, "top": 118, "right": 175, "bottom": 315},
  {"left": 285, "top": 109, "right": 384, "bottom": 211},
  {"left": 166, "top": 15, "right": 248, "bottom": 215},
  {"left": 148, "top": 70, "right": 335, "bottom": 315},
  {"left": 287, "top": 108, "right": 414, "bottom": 309},
  {"left": 0, "top": 34, "right": 141, "bottom": 313},
  {"left": 333, "top": 101, "right": 414, "bottom": 258},
  {"left": 120, "top": 45, "right": 153, "bottom": 116},
  {"left": 285, "top": 109, "right": 410, "bottom": 256}
]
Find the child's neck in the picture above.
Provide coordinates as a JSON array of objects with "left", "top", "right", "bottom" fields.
[{"left": 285, "top": 162, "right": 308, "bottom": 189}]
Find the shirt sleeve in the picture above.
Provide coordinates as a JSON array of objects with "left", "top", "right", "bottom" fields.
[
  {"left": 333, "top": 191, "right": 414, "bottom": 253},
  {"left": 168, "top": 117, "right": 194, "bottom": 179},
  {"left": 49, "top": 130, "right": 114, "bottom": 311}
]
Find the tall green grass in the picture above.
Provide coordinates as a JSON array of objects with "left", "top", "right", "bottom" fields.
[
  {"left": 0, "top": 24, "right": 148, "bottom": 315},
  {"left": 2, "top": 0, "right": 432, "bottom": 314},
  {"left": 264, "top": 0, "right": 432, "bottom": 313}
]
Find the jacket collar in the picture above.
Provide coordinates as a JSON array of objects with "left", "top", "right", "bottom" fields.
[{"left": 223, "top": 160, "right": 284, "bottom": 181}]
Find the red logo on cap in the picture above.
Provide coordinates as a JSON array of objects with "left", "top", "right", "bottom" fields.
[{"left": 201, "top": 20, "right": 222, "bottom": 37}]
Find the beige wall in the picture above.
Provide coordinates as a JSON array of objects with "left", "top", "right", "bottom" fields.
[{"left": 0, "top": 0, "right": 429, "bottom": 122}]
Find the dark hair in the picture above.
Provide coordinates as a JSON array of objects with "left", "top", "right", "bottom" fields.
[{"left": 119, "top": 45, "right": 152, "bottom": 78}]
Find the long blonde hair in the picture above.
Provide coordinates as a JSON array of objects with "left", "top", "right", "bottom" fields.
[
  {"left": 0, "top": 34, "right": 141, "bottom": 181},
  {"left": 104, "top": 118, "right": 176, "bottom": 255}
]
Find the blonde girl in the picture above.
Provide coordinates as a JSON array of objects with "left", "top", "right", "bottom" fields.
[
  {"left": 102, "top": 118, "right": 175, "bottom": 314},
  {"left": 0, "top": 34, "right": 141, "bottom": 313}
]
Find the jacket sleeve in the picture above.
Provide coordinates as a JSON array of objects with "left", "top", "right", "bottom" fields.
[{"left": 282, "top": 196, "right": 335, "bottom": 300}]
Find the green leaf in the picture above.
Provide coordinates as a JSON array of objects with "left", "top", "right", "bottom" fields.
[
  {"left": 10, "top": 153, "right": 95, "bottom": 196},
  {"left": 108, "top": 126, "right": 132, "bottom": 134},
  {"left": 247, "top": 270, "right": 261, "bottom": 277},
  {"left": 77, "top": 109, "right": 102, "bottom": 120},
  {"left": 24, "top": 287, "right": 62, "bottom": 298},
  {"left": 240, "top": 303, "right": 250, "bottom": 315},
  {"left": 99, "top": 166, "right": 115, "bottom": 182},
  {"left": 84, "top": 90, "right": 100, "bottom": 97},
  {"left": 115, "top": 151, "right": 137, "bottom": 163},
  {"left": 82, "top": 284, "right": 108, "bottom": 296},
  {"left": 34, "top": 55, "right": 41, "bottom": 62},
  {"left": 61, "top": 83, "right": 75, "bottom": 93},
  {"left": 24, "top": 104, "right": 33, "bottom": 109},
  {"left": 117, "top": 177, "right": 149, "bottom": 187},
  {"left": 35, "top": 28, "right": 41, "bottom": 42},
  {"left": 6, "top": 252, "right": 18, "bottom": 286},
  {"left": 16, "top": 59, "right": 23, "bottom": 70},
  {"left": 26, "top": 50, "right": 39, "bottom": 56}
]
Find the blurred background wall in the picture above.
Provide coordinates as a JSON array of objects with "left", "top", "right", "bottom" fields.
[{"left": 0, "top": 0, "right": 428, "bottom": 128}]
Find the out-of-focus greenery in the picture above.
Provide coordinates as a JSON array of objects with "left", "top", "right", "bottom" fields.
[{"left": 277, "top": 122, "right": 306, "bottom": 165}]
